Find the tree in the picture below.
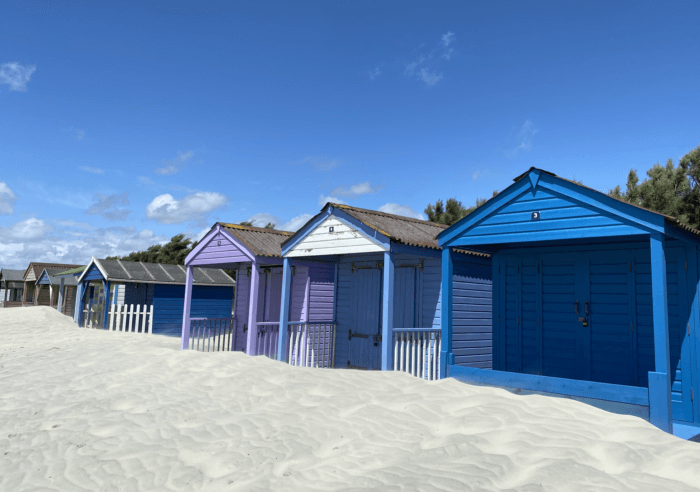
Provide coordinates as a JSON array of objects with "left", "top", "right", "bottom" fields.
[
  {"left": 680, "top": 144, "right": 700, "bottom": 228},
  {"left": 425, "top": 191, "right": 498, "bottom": 226},
  {"left": 108, "top": 234, "right": 194, "bottom": 265},
  {"left": 264, "top": 222, "right": 275, "bottom": 229},
  {"left": 239, "top": 221, "right": 253, "bottom": 226},
  {"left": 608, "top": 169, "right": 641, "bottom": 204}
]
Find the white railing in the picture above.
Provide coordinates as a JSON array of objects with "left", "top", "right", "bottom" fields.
[
  {"left": 190, "top": 318, "right": 236, "bottom": 352},
  {"left": 393, "top": 328, "right": 441, "bottom": 380},
  {"left": 97, "top": 304, "right": 153, "bottom": 333},
  {"left": 256, "top": 322, "right": 280, "bottom": 359},
  {"left": 288, "top": 322, "right": 336, "bottom": 368}
]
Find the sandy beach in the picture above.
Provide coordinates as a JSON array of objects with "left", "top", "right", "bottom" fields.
[{"left": 1, "top": 307, "right": 699, "bottom": 491}]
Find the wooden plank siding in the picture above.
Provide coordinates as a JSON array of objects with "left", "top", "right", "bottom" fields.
[
  {"left": 233, "top": 264, "right": 251, "bottom": 351},
  {"left": 286, "top": 215, "right": 387, "bottom": 258},
  {"left": 188, "top": 231, "right": 251, "bottom": 266},
  {"left": 152, "top": 284, "right": 234, "bottom": 336}
]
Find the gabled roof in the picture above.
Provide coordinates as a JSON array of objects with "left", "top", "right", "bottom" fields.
[
  {"left": 54, "top": 266, "right": 86, "bottom": 276},
  {"left": 0, "top": 269, "right": 25, "bottom": 282},
  {"left": 217, "top": 223, "right": 293, "bottom": 258},
  {"left": 38, "top": 268, "right": 78, "bottom": 286},
  {"left": 23, "top": 262, "right": 83, "bottom": 282},
  {"left": 437, "top": 167, "right": 700, "bottom": 247},
  {"left": 78, "top": 258, "right": 235, "bottom": 286}
]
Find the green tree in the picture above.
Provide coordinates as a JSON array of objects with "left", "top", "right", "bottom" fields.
[
  {"left": 239, "top": 221, "right": 253, "bottom": 226},
  {"left": 425, "top": 191, "right": 498, "bottom": 226},
  {"left": 108, "top": 234, "right": 194, "bottom": 265},
  {"left": 680, "top": 144, "right": 700, "bottom": 228},
  {"left": 637, "top": 159, "right": 690, "bottom": 223}
]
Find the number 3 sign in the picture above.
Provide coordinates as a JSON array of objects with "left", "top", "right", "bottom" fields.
[{"left": 531, "top": 211, "right": 541, "bottom": 220}]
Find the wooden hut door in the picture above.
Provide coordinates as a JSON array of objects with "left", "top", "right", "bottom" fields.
[{"left": 347, "top": 266, "right": 382, "bottom": 370}]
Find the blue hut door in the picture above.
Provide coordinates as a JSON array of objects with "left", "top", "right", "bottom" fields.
[
  {"left": 394, "top": 265, "right": 422, "bottom": 329},
  {"left": 669, "top": 248, "right": 694, "bottom": 422},
  {"left": 347, "top": 266, "right": 382, "bottom": 370}
]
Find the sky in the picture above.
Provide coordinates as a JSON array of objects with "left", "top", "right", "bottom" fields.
[{"left": 1, "top": 0, "right": 700, "bottom": 269}]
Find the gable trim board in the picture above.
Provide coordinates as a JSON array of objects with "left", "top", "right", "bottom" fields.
[
  {"left": 186, "top": 223, "right": 255, "bottom": 266},
  {"left": 286, "top": 215, "right": 388, "bottom": 258}
]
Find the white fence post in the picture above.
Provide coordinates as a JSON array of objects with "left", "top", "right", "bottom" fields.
[
  {"left": 140, "top": 304, "right": 147, "bottom": 333},
  {"left": 148, "top": 305, "right": 153, "bottom": 334}
]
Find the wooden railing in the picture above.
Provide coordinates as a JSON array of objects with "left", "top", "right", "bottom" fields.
[
  {"left": 256, "top": 322, "right": 280, "bottom": 359},
  {"left": 393, "top": 328, "right": 441, "bottom": 380},
  {"left": 287, "top": 322, "right": 336, "bottom": 368},
  {"left": 190, "top": 318, "right": 236, "bottom": 352}
]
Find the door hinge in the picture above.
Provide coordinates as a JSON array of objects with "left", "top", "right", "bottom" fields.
[
  {"left": 498, "top": 316, "right": 501, "bottom": 324},
  {"left": 686, "top": 260, "right": 688, "bottom": 271}
]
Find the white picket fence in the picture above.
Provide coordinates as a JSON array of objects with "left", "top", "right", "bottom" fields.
[
  {"left": 108, "top": 304, "right": 153, "bottom": 333},
  {"left": 393, "top": 329, "right": 441, "bottom": 380}
]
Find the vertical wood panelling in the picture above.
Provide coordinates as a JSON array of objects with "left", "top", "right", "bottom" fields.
[
  {"left": 152, "top": 284, "right": 234, "bottom": 336},
  {"left": 234, "top": 265, "right": 251, "bottom": 351},
  {"left": 308, "top": 265, "right": 335, "bottom": 322},
  {"left": 188, "top": 231, "right": 251, "bottom": 265},
  {"left": 520, "top": 257, "right": 538, "bottom": 374}
]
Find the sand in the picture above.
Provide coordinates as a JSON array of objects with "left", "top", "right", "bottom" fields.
[{"left": 1, "top": 307, "right": 699, "bottom": 491}]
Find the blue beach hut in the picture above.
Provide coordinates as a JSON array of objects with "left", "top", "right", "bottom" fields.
[
  {"left": 277, "top": 203, "right": 492, "bottom": 374},
  {"left": 438, "top": 167, "right": 700, "bottom": 436}
]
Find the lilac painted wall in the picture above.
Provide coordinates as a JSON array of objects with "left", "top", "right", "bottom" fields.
[
  {"left": 308, "top": 265, "right": 335, "bottom": 322},
  {"left": 233, "top": 264, "right": 250, "bottom": 351},
  {"left": 188, "top": 230, "right": 251, "bottom": 266},
  {"left": 290, "top": 266, "right": 309, "bottom": 322}
]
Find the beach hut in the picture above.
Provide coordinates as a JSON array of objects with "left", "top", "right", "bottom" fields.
[
  {"left": 35, "top": 267, "right": 81, "bottom": 317},
  {"left": 181, "top": 223, "right": 336, "bottom": 356},
  {"left": 53, "top": 266, "right": 87, "bottom": 323},
  {"left": 0, "top": 269, "right": 25, "bottom": 308},
  {"left": 77, "top": 258, "right": 235, "bottom": 335},
  {"left": 277, "top": 203, "right": 492, "bottom": 373},
  {"left": 437, "top": 167, "right": 700, "bottom": 436},
  {"left": 22, "top": 262, "right": 83, "bottom": 307}
]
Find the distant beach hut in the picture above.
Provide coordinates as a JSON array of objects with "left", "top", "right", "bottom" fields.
[
  {"left": 277, "top": 203, "right": 492, "bottom": 374},
  {"left": 0, "top": 269, "right": 25, "bottom": 308},
  {"left": 22, "top": 262, "right": 83, "bottom": 307},
  {"left": 438, "top": 167, "right": 700, "bottom": 436},
  {"left": 77, "top": 258, "right": 235, "bottom": 336},
  {"left": 53, "top": 266, "right": 87, "bottom": 323},
  {"left": 181, "top": 223, "right": 336, "bottom": 356},
  {"left": 35, "top": 267, "right": 81, "bottom": 317}
]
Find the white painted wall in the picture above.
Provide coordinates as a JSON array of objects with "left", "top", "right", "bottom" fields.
[{"left": 286, "top": 215, "right": 387, "bottom": 257}]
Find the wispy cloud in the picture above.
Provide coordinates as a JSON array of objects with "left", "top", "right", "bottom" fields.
[
  {"left": 329, "top": 181, "right": 383, "bottom": 198},
  {"left": 378, "top": 203, "right": 424, "bottom": 220},
  {"left": 0, "top": 62, "right": 36, "bottom": 92},
  {"left": 0, "top": 182, "right": 17, "bottom": 215},
  {"left": 368, "top": 67, "right": 381, "bottom": 80},
  {"left": 318, "top": 195, "right": 347, "bottom": 207},
  {"left": 76, "top": 129, "right": 85, "bottom": 140},
  {"left": 298, "top": 156, "right": 342, "bottom": 172},
  {"left": 404, "top": 32, "right": 455, "bottom": 87},
  {"left": 145, "top": 191, "right": 228, "bottom": 226},
  {"left": 281, "top": 214, "right": 313, "bottom": 232},
  {"left": 0, "top": 218, "right": 52, "bottom": 242},
  {"left": 155, "top": 150, "right": 194, "bottom": 175},
  {"left": 511, "top": 120, "right": 538, "bottom": 155},
  {"left": 79, "top": 166, "right": 104, "bottom": 175},
  {"left": 85, "top": 192, "right": 131, "bottom": 221}
]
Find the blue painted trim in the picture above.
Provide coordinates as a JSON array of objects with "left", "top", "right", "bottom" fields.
[
  {"left": 102, "top": 280, "right": 111, "bottom": 329},
  {"left": 440, "top": 248, "right": 453, "bottom": 377},
  {"left": 281, "top": 204, "right": 391, "bottom": 256},
  {"left": 672, "top": 421, "right": 700, "bottom": 440},
  {"left": 381, "top": 250, "right": 394, "bottom": 370},
  {"left": 276, "top": 257, "right": 293, "bottom": 361},
  {"left": 649, "top": 371, "right": 673, "bottom": 433},
  {"left": 690, "top": 246, "right": 700, "bottom": 423},
  {"left": 390, "top": 243, "right": 442, "bottom": 258},
  {"left": 663, "top": 221, "right": 700, "bottom": 247},
  {"left": 447, "top": 365, "right": 650, "bottom": 406},
  {"left": 492, "top": 252, "right": 500, "bottom": 370},
  {"left": 36, "top": 269, "right": 51, "bottom": 285},
  {"left": 446, "top": 225, "right": 647, "bottom": 247}
]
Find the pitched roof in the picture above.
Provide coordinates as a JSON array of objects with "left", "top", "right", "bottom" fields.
[
  {"left": 54, "top": 266, "right": 86, "bottom": 276},
  {"left": 39, "top": 268, "right": 78, "bottom": 286},
  {"left": 0, "top": 269, "right": 25, "bottom": 282},
  {"left": 24, "top": 262, "right": 83, "bottom": 282},
  {"left": 217, "top": 223, "right": 293, "bottom": 258},
  {"left": 83, "top": 258, "right": 235, "bottom": 286}
]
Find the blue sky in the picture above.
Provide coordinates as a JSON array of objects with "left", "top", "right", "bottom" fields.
[{"left": 1, "top": 0, "right": 699, "bottom": 269}]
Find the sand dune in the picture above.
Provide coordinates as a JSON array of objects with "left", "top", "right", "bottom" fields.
[{"left": 1, "top": 307, "right": 699, "bottom": 491}]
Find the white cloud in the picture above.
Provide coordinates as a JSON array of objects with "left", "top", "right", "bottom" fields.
[
  {"left": 329, "top": 181, "right": 383, "bottom": 197},
  {"left": 404, "top": 32, "right": 455, "bottom": 87},
  {"left": 155, "top": 150, "right": 194, "bottom": 175},
  {"left": 187, "top": 227, "right": 211, "bottom": 243},
  {"left": 85, "top": 192, "right": 131, "bottom": 221},
  {"left": 298, "top": 156, "right": 342, "bottom": 172},
  {"left": 318, "top": 195, "right": 347, "bottom": 207},
  {"left": 146, "top": 192, "right": 228, "bottom": 225},
  {"left": 76, "top": 129, "right": 85, "bottom": 140},
  {"left": 378, "top": 203, "right": 425, "bottom": 220},
  {"left": 280, "top": 214, "right": 313, "bottom": 232},
  {"left": 245, "top": 213, "right": 280, "bottom": 228},
  {"left": 368, "top": 67, "right": 381, "bottom": 80},
  {"left": 138, "top": 176, "right": 155, "bottom": 185},
  {"left": 79, "top": 166, "right": 104, "bottom": 174},
  {"left": 512, "top": 120, "right": 538, "bottom": 155},
  {"left": 0, "top": 182, "right": 17, "bottom": 215},
  {"left": 0, "top": 62, "right": 36, "bottom": 92},
  {"left": 0, "top": 220, "right": 169, "bottom": 269},
  {"left": 54, "top": 219, "right": 95, "bottom": 229}
]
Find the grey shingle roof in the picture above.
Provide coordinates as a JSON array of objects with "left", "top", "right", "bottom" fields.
[
  {"left": 94, "top": 259, "right": 234, "bottom": 286},
  {"left": 218, "top": 223, "right": 294, "bottom": 258},
  {"left": 40, "top": 268, "right": 78, "bottom": 286},
  {"left": 0, "top": 269, "right": 25, "bottom": 282}
]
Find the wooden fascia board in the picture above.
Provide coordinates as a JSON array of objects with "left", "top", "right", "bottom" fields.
[
  {"left": 36, "top": 269, "right": 51, "bottom": 285},
  {"left": 77, "top": 257, "right": 109, "bottom": 284},
  {"left": 438, "top": 178, "right": 531, "bottom": 246},
  {"left": 390, "top": 242, "right": 442, "bottom": 258},
  {"left": 185, "top": 224, "right": 255, "bottom": 265},
  {"left": 537, "top": 173, "right": 666, "bottom": 233},
  {"left": 281, "top": 206, "right": 333, "bottom": 256},
  {"left": 663, "top": 222, "right": 700, "bottom": 246}
]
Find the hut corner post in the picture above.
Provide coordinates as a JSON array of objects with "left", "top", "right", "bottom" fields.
[
  {"left": 277, "top": 257, "right": 292, "bottom": 362},
  {"left": 649, "top": 234, "right": 673, "bottom": 433},
  {"left": 101, "top": 280, "right": 111, "bottom": 330},
  {"left": 180, "top": 266, "right": 194, "bottom": 350},
  {"left": 246, "top": 261, "right": 260, "bottom": 355},
  {"left": 440, "top": 247, "right": 454, "bottom": 378},
  {"left": 381, "top": 250, "right": 394, "bottom": 370},
  {"left": 57, "top": 277, "right": 65, "bottom": 313}
]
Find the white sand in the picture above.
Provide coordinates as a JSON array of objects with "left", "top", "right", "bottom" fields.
[{"left": 1, "top": 307, "right": 699, "bottom": 491}]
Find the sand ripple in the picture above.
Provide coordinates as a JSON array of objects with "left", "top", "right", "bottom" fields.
[{"left": 1, "top": 307, "right": 699, "bottom": 491}]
